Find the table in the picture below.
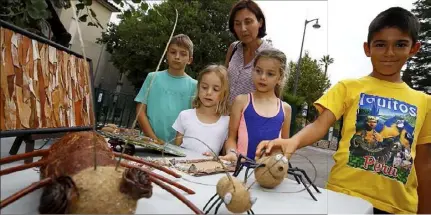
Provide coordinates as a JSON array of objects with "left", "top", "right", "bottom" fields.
[
  {"left": 135, "top": 168, "right": 373, "bottom": 214},
  {"left": 0, "top": 146, "right": 373, "bottom": 214}
]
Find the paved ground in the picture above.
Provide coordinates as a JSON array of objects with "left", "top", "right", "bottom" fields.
[
  {"left": 288, "top": 146, "right": 335, "bottom": 188},
  {"left": 1, "top": 137, "right": 336, "bottom": 188}
]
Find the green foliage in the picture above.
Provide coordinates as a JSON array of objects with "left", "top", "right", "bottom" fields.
[
  {"left": 282, "top": 92, "right": 306, "bottom": 108},
  {"left": 0, "top": 0, "right": 116, "bottom": 40},
  {"left": 282, "top": 92, "right": 305, "bottom": 135},
  {"left": 285, "top": 51, "right": 331, "bottom": 121},
  {"left": 319, "top": 54, "right": 334, "bottom": 77},
  {"left": 97, "top": 0, "right": 237, "bottom": 89},
  {"left": 402, "top": 0, "right": 431, "bottom": 94},
  {"left": 282, "top": 52, "right": 332, "bottom": 134}
]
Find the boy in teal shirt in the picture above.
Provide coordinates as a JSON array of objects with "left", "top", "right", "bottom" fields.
[{"left": 135, "top": 34, "right": 197, "bottom": 144}]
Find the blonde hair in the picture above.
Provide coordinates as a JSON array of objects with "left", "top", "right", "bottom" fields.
[
  {"left": 192, "top": 65, "right": 230, "bottom": 116},
  {"left": 253, "top": 48, "right": 287, "bottom": 98},
  {"left": 169, "top": 34, "right": 194, "bottom": 57}
]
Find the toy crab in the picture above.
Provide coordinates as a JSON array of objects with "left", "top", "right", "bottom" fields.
[{"left": 0, "top": 131, "right": 202, "bottom": 214}]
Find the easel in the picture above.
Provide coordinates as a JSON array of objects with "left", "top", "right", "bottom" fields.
[{"left": 0, "top": 20, "right": 97, "bottom": 164}]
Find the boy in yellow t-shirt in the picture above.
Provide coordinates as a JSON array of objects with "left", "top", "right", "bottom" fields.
[{"left": 255, "top": 7, "right": 431, "bottom": 214}]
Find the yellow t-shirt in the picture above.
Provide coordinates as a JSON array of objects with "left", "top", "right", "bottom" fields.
[{"left": 314, "top": 76, "right": 431, "bottom": 214}]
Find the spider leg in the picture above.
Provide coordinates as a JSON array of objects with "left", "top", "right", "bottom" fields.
[
  {"left": 1, "top": 177, "right": 52, "bottom": 209},
  {"left": 293, "top": 167, "right": 321, "bottom": 193},
  {"left": 121, "top": 162, "right": 195, "bottom": 194},
  {"left": 205, "top": 196, "right": 221, "bottom": 214},
  {"left": 114, "top": 152, "right": 181, "bottom": 178},
  {"left": 244, "top": 166, "right": 251, "bottom": 183},
  {"left": 203, "top": 193, "right": 218, "bottom": 211},
  {"left": 233, "top": 155, "right": 245, "bottom": 177},
  {"left": 0, "top": 149, "right": 49, "bottom": 165},
  {"left": 150, "top": 175, "right": 203, "bottom": 214},
  {"left": 214, "top": 199, "right": 224, "bottom": 214},
  {"left": 0, "top": 160, "right": 46, "bottom": 176},
  {"left": 288, "top": 163, "right": 301, "bottom": 184},
  {"left": 289, "top": 172, "right": 317, "bottom": 201}
]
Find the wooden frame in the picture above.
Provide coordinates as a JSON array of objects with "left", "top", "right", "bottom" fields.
[{"left": 0, "top": 20, "right": 96, "bottom": 162}]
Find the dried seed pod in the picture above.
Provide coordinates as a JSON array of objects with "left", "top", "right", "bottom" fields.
[
  {"left": 120, "top": 167, "right": 153, "bottom": 199},
  {"left": 216, "top": 176, "right": 256, "bottom": 213},
  {"left": 39, "top": 176, "right": 78, "bottom": 214},
  {"left": 254, "top": 154, "right": 289, "bottom": 189}
]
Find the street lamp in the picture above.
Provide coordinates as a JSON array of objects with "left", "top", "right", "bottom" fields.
[{"left": 292, "top": 18, "right": 321, "bottom": 96}]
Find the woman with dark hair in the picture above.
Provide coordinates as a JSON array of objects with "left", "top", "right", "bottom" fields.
[{"left": 225, "top": 0, "right": 272, "bottom": 104}]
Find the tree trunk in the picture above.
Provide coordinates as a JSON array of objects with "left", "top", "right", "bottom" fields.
[{"left": 324, "top": 64, "right": 328, "bottom": 77}]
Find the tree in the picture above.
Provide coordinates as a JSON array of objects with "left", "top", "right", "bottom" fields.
[
  {"left": 319, "top": 54, "right": 334, "bottom": 77},
  {"left": 285, "top": 51, "right": 331, "bottom": 122},
  {"left": 0, "top": 0, "right": 118, "bottom": 46},
  {"left": 286, "top": 51, "right": 331, "bottom": 105},
  {"left": 402, "top": 0, "right": 431, "bottom": 94},
  {"left": 97, "top": 0, "right": 237, "bottom": 89}
]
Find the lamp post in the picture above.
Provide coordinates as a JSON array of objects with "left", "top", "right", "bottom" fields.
[{"left": 292, "top": 18, "right": 321, "bottom": 96}]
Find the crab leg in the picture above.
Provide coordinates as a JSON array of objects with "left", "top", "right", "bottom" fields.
[
  {"left": 0, "top": 177, "right": 53, "bottom": 209},
  {"left": 0, "top": 160, "right": 46, "bottom": 176},
  {"left": 150, "top": 176, "right": 203, "bottom": 214},
  {"left": 113, "top": 152, "right": 181, "bottom": 178},
  {"left": 0, "top": 149, "right": 49, "bottom": 165},
  {"left": 121, "top": 162, "right": 195, "bottom": 195}
]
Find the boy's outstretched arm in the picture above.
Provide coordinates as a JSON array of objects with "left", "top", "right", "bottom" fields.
[
  {"left": 291, "top": 108, "right": 337, "bottom": 149},
  {"left": 136, "top": 103, "right": 158, "bottom": 142},
  {"left": 257, "top": 81, "right": 347, "bottom": 158},
  {"left": 256, "top": 108, "right": 337, "bottom": 158}
]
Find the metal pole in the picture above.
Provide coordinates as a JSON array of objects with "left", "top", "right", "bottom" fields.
[
  {"left": 94, "top": 43, "right": 105, "bottom": 83},
  {"left": 293, "top": 20, "right": 308, "bottom": 96}
]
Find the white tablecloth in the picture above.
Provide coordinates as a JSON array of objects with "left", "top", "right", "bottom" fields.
[
  {"left": 135, "top": 168, "right": 373, "bottom": 214},
  {"left": 1, "top": 146, "right": 374, "bottom": 214}
]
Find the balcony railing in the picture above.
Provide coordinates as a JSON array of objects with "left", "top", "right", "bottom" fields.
[{"left": 94, "top": 88, "right": 137, "bottom": 128}]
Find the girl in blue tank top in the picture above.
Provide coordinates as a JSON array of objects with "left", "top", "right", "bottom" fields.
[{"left": 220, "top": 48, "right": 292, "bottom": 162}]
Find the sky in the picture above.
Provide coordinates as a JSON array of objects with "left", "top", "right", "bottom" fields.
[{"left": 109, "top": 0, "right": 415, "bottom": 86}]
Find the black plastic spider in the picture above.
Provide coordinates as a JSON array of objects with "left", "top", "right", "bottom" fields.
[
  {"left": 233, "top": 152, "right": 321, "bottom": 201},
  {"left": 203, "top": 151, "right": 321, "bottom": 214}
]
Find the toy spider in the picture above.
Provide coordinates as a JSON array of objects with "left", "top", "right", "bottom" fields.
[
  {"left": 203, "top": 151, "right": 321, "bottom": 214},
  {"left": 202, "top": 152, "right": 257, "bottom": 215},
  {"left": 234, "top": 152, "right": 321, "bottom": 201}
]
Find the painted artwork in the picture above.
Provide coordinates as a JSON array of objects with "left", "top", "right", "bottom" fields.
[
  {"left": 348, "top": 93, "right": 416, "bottom": 184},
  {"left": 0, "top": 27, "right": 95, "bottom": 132}
]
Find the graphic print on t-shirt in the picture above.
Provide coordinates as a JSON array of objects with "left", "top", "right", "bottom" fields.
[{"left": 348, "top": 93, "right": 416, "bottom": 184}]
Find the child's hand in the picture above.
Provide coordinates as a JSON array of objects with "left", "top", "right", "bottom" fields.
[
  {"left": 152, "top": 138, "right": 165, "bottom": 145},
  {"left": 219, "top": 152, "right": 237, "bottom": 163},
  {"left": 256, "top": 138, "right": 299, "bottom": 159},
  {"left": 202, "top": 152, "right": 214, "bottom": 157}
]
